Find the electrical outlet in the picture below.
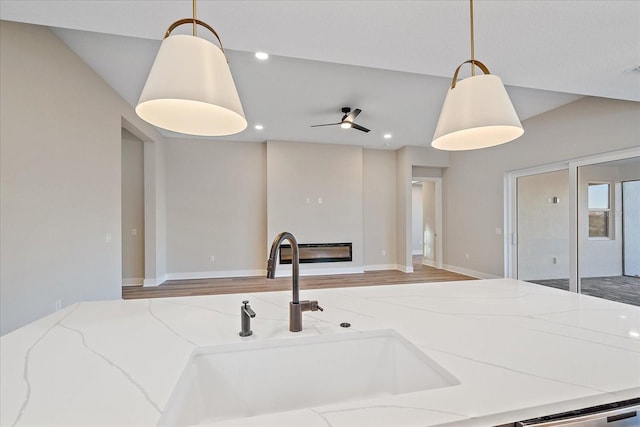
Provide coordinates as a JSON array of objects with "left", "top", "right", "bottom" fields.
[
  {"left": 209, "top": 255, "right": 215, "bottom": 262},
  {"left": 465, "top": 253, "right": 470, "bottom": 260},
  {"left": 317, "top": 197, "right": 323, "bottom": 204},
  {"left": 55, "top": 299, "right": 62, "bottom": 312},
  {"left": 105, "top": 233, "right": 112, "bottom": 243},
  {"left": 381, "top": 249, "right": 386, "bottom": 257},
  {"left": 131, "top": 228, "right": 137, "bottom": 236},
  {"left": 495, "top": 227, "right": 502, "bottom": 235}
]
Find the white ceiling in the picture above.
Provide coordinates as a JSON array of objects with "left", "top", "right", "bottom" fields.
[{"left": 1, "top": 0, "right": 638, "bottom": 148}]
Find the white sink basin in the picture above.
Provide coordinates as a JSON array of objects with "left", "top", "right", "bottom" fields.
[{"left": 158, "top": 329, "right": 459, "bottom": 426}]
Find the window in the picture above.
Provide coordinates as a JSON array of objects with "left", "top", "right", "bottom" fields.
[{"left": 588, "top": 183, "right": 611, "bottom": 238}]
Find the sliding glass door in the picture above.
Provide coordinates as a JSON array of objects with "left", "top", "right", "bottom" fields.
[
  {"left": 577, "top": 157, "right": 639, "bottom": 305},
  {"left": 507, "top": 150, "right": 640, "bottom": 307}
]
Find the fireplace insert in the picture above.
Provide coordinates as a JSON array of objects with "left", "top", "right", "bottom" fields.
[{"left": 278, "top": 243, "right": 352, "bottom": 264}]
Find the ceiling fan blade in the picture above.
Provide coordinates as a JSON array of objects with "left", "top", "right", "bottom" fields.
[
  {"left": 310, "top": 123, "right": 341, "bottom": 127},
  {"left": 351, "top": 123, "right": 370, "bottom": 133},
  {"left": 345, "top": 108, "right": 361, "bottom": 123}
]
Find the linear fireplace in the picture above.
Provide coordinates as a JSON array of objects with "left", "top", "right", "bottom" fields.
[{"left": 279, "top": 243, "right": 353, "bottom": 264}]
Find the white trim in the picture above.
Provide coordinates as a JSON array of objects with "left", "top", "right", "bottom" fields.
[
  {"left": 568, "top": 147, "right": 640, "bottom": 168},
  {"left": 143, "top": 274, "right": 167, "bottom": 287},
  {"left": 569, "top": 163, "right": 579, "bottom": 293},
  {"left": 363, "top": 264, "right": 401, "bottom": 271},
  {"left": 397, "top": 264, "right": 414, "bottom": 273},
  {"left": 166, "top": 269, "right": 265, "bottom": 281},
  {"left": 443, "top": 264, "right": 502, "bottom": 280},
  {"left": 421, "top": 258, "right": 437, "bottom": 268},
  {"left": 271, "top": 266, "right": 365, "bottom": 277},
  {"left": 434, "top": 179, "right": 443, "bottom": 269},
  {"left": 122, "top": 278, "right": 143, "bottom": 286}
]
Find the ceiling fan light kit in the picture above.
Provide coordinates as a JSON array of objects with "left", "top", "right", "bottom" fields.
[
  {"left": 431, "top": 0, "right": 523, "bottom": 151},
  {"left": 136, "top": 0, "right": 247, "bottom": 136},
  {"left": 311, "top": 107, "right": 371, "bottom": 133}
]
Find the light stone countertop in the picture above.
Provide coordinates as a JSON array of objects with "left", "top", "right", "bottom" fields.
[{"left": 1, "top": 278, "right": 639, "bottom": 426}]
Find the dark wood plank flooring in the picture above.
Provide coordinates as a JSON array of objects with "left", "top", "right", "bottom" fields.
[{"left": 122, "top": 257, "right": 476, "bottom": 300}]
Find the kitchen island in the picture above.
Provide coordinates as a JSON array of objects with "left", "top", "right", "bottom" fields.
[{"left": 1, "top": 278, "right": 639, "bottom": 426}]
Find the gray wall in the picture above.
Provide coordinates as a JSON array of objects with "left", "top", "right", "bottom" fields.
[
  {"left": 162, "top": 142, "right": 400, "bottom": 277},
  {"left": 0, "top": 21, "right": 165, "bottom": 335},
  {"left": 267, "top": 140, "right": 364, "bottom": 274},
  {"left": 165, "top": 139, "right": 267, "bottom": 277},
  {"left": 363, "top": 149, "right": 397, "bottom": 269}
]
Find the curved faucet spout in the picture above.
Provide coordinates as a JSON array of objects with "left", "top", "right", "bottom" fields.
[{"left": 267, "top": 231, "right": 300, "bottom": 303}]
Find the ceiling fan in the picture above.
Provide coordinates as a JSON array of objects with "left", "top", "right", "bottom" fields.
[{"left": 311, "top": 107, "right": 371, "bottom": 133}]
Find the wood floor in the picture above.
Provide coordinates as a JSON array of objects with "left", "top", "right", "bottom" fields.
[{"left": 122, "top": 256, "right": 476, "bottom": 300}]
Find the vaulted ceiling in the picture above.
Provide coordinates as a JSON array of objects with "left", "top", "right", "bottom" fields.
[{"left": 1, "top": 1, "right": 638, "bottom": 148}]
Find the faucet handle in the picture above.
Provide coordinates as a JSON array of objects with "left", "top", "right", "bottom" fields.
[
  {"left": 310, "top": 300, "right": 323, "bottom": 312},
  {"left": 242, "top": 300, "right": 256, "bottom": 318}
]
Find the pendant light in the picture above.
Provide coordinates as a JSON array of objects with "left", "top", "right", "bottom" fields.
[
  {"left": 431, "top": 0, "right": 523, "bottom": 151},
  {"left": 136, "top": 0, "right": 247, "bottom": 136}
]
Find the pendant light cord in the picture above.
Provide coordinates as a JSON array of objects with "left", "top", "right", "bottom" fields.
[
  {"left": 470, "top": 0, "right": 475, "bottom": 76},
  {"left": 192, "top": 0, "right": 197, "bottom": 36}
]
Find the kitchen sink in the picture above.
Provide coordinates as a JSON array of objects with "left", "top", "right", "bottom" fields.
[{"left": 158, "top": 329, "right": 459, "bottom": 426}]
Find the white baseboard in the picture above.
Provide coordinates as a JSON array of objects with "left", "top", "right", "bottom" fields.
[
  {"left": 143, "top": 275, "right": 167, "bottom": 287},
  {"left": 397, "top": 264, "right": 414, "bottom": 273},
  {"left": 122, "top": 278, "right": 143, "bottom": 286},
  {"left": 363, "top": 264, "right": 399, "bottom": 271},
  {"left": 166, "top": 269, "right": 266, "bottom": 281},
  {"left": 272, "top": 266, "right": 365, "bottom": 277},
  {"left": 442, "top": 264, "right": 502, "bottom": 280},
  {"left": 421, "top": 259, "right": 437, "bottom": 268},
  {"left": 147, "top": 262, "right": 476, "bottom": 284}
]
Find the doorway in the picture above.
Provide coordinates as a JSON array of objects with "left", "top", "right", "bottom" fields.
[
  {"left": 411, "top": 177, "right": 442, "bottom": 269},
  {"left": 121, "top": 128, "right": 145, "bottom": 286}
]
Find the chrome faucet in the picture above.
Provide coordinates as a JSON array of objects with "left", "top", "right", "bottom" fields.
[{"left": 267, "top": 232, "right": 323, "bottom": 332}]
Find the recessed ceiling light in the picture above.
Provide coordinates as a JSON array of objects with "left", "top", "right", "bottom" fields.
[
  {"left": 383, "top": 133, "right": 392, "bottom": 139},
  {"left": 630, "top": 330, "right": 640, "bottom": 338},
  {"left": 254, "top": 124, "right": 264, "bottom": 130},
  {"left": 255, "top": 52, "right": 269, "bottom": 60}
]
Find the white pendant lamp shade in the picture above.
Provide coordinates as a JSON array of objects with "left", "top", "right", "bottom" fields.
[
  {"left": 431, "top": 72, "right": 523, "bottom": 151},
  {"left": 431, "top": 0, "right": 523, "bottom": 151},
  {"left": 136, "top": 34, "right": 247, "bottom": 136}
]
